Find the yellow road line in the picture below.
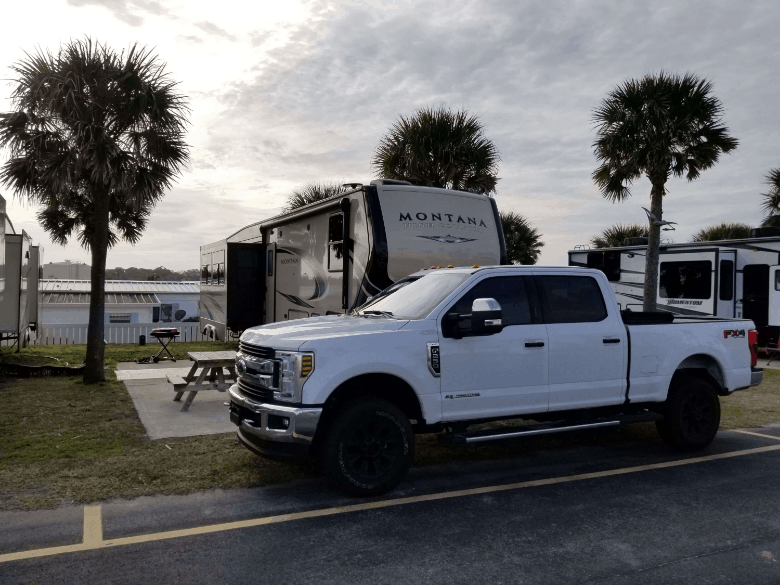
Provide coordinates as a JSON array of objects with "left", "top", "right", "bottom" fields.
[
  {"left": 3, "top": 442, "right": 780, "bottom": 564},
  {"left": 731, "top": 429, "right": 780, "bottom": 441}
]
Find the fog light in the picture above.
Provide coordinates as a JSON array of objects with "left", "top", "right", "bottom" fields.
[{"left": 268, "top": 414, "right": 290, "bottom": 430}]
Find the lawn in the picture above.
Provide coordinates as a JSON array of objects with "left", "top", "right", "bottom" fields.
[{"left": 1, "top": 344, "right": 779, "bottom": 511}]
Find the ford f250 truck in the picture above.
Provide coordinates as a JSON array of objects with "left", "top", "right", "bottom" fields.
[{"left": 228, "top": 265, "right": 764, "bottom": 496}]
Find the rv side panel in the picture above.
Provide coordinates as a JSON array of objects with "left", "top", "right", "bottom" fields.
[
  {"left": 226, "top": 242, "right": 265, "bottom": 332},
  {"left": 0, "top": 235, "right": 21, "bottom": 334},
  {"left": 200, "top": 240, "right": 228, "bottom": 339}
]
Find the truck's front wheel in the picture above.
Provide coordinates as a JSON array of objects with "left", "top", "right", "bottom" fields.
[
  {"left": 320, "top": 397, "right": 414, "bottom": 497},
  {"left": 656, "top": 375, "right": 721, "bottom": 451}
]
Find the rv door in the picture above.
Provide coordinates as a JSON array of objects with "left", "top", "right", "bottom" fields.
[
  {"left": 264, "top": 243, "right": 276, "bottom": 324},
  {"left": 716, "top": 251, "right": 736, "bottom": 318},
  {"left": 769, "top": 266, "right": 780, "bottom": 327}
]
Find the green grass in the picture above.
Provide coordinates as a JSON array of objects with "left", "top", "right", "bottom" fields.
[{"left": 1, "top": 344, "right": 779, "bottom": 511}]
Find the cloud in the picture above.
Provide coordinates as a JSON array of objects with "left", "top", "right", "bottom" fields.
[
  {"left": 179, "top": 35, "right": 203, "bottom": 44},
  {"left": 194, "top": 21, "right": 237, "bottom": 42},
  {"left": 66, "top": 0, "right": 172, "bottom": 26},
  {"left": 562, "top": 34, "right": 583, "bottom": 54}
]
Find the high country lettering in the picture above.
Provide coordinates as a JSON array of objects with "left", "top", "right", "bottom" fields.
[{"left": 399, "top": 212, "right": 488, "bottom": 228}]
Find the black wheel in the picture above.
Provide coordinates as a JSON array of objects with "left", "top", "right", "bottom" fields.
[
  {"left": 320, "top": 397, "right": 414, "bottom": 497},
  {"left": 655, "top": 375, "right": 720, "bottom": 451}
]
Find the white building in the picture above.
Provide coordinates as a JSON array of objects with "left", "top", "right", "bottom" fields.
[
  {"left": 42, "top": 261, "right": 91, "bottom": 280},
  {"left": 40, "top": 280, "right": 200, "bottom": 325}
]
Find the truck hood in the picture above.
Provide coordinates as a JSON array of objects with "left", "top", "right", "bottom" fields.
[{"left": 240, "top": 315, "right": 410, "bottom": 351}]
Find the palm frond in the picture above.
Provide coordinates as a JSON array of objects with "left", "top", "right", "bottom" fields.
[
  {"left": 499, "top": 211, "right": 544, "bottom": 264},
  {"left": 690, "top": 222, "right": 752, "bottom": 242},
  {"left": 590, "top": 223, "right": 649, "bottom": 248},
  {"left": 283, "top": 181, "right": 351, "bottom": 212}
]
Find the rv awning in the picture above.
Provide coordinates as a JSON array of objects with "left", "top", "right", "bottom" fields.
[{"left": 42, "top": 292, "right": 161, "bottom": 305}]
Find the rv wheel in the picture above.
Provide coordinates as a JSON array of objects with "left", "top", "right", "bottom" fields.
[{"left": 320, "top": 397, "right": 414, "bottom": 497}]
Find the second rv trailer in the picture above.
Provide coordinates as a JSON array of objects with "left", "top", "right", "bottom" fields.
[
  {"left": 200, "top": 181, "right": 507, "bottom": 340},
  {"left": 568, "top": 232, "right": 780, "bottom": 345}
]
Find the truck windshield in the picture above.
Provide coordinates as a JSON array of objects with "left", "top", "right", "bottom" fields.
[{"left": 357, "top": 272, "right": 471, "bottom": 320}]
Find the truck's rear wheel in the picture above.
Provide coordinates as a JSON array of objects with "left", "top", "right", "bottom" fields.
[
  {"left": 656, "top": 375, "right": 720, "bottom": 451},
  {"left": 320, "top": 397, "right": 414, "bottom": 497}
]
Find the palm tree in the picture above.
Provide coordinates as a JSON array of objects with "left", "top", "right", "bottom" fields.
[
  {"left": 590, "top": 223, "right": 649, "bottom": 248},
  {"left": 691, "top": 222, "right": 752, "bottom": 242},
  {"left": 500, "top": 211, "right": 544, "bottom": 264},
  {"left": 284, "top": 181, "right": 351, "bottom": 212},
  {"left": 760, "top": 168, "right": 780, "bottom": 228},
  {"left": 592, "top": 72, "right": 737, "bottom": 311},
  {"left": 0, "top": 38, "right": 189, "bottom": 383},
  {"left": 371, "top": 106, "right": 500, "bottom": 194}
]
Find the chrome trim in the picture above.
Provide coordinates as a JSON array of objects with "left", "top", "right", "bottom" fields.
[
  {"left": 427, "top": 342, "right": 441, "bottom": 377},
  {"left": 229, "top": 384, "right": 322, "bottom": 444},
  {"left": 465, "top": 420, "right": 619, "bottom": 444}
]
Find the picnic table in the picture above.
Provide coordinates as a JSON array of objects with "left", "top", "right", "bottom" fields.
[{"left": 167, "top": 351, "right": 238, "bottom": 412}]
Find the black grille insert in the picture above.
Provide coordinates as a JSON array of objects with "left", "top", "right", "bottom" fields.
[
  {"left": 239, "top": 342, "right": 275, "bottom": 359},
  {"left": 238, "top": 379, "right": 275, "bottom": 402}
]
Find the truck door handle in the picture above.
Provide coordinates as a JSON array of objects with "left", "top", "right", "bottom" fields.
[
  {"left": 525, "top": 341, "right": 545, "bottom": 348},
  {"left": 603, "top": 338, "right": 621, "bottom": 344}
]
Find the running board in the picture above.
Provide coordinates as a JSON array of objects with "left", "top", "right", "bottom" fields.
[{"left": 438, "top": 412, "right": 663, "bottom": 446}]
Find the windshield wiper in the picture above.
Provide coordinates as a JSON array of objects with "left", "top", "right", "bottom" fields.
[{"left": 359, "top": 310, "right": 395, "bottom": 318}]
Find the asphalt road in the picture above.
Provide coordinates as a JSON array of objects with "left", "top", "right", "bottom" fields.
[{"left": 2, "top": 425, "right": 780, "bottom": 584}]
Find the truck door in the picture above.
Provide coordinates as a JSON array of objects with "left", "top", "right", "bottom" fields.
[
  {"left": 716, "top": 251, "right": 736, "bottom": 318},
  {"left": 264, "top": 243, "right": 276, "bottom": 324},
  {"left": 437, "top": 275, "right": 549, "bottom": 420},
  {"left": 535, "top": 273, "right": 626, "bottom": 410},
  {"left": 656, "top": 251, "right": 716, "bottom": 315}
]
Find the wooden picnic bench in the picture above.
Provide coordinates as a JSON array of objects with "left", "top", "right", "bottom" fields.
[{"left": 167, "top": 351, "right": 238, "bottom": 412}]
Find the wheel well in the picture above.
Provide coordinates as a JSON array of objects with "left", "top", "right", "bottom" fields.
[
  {"left": 315, "top": 374, "right": 424, "bottom": 442},
  {"left": 673, "top": 354, "right": 727, "bottom": 395}
]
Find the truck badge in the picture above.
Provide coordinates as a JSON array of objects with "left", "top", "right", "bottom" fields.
[{"left": 427, "top": 343, "right": 440, "bottom": 377}]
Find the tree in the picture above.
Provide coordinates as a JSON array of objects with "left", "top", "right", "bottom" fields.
[
  {"left": 0, "top": 38, "right": 189, "bottom": 382},
  {"left": 760, "top": 168, "right": 780, "bottom": 228},
  {"left": 371, "top": 106, "right": 500, "bottom": 194},
  {"left": 284, "top": 181, "right": 351, "bottom": 212},
  {"left": 590, "top": 223, "right": 649, "bottom": 248},
  {"left": 592, "top": 72, "right": 737, "bottom": 311},
  {"left": 500, "top": 211, "right": 544, "bottom": 264},
  {"left": 691, "top": 222, "right": 752, "bottom": 242}
]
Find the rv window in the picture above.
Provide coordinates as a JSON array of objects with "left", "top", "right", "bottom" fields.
[
  {"left": 775, "top": 270, "right": 780, "bottom": 292},
  {"left": 659, "top": 260, "right": 712, "bottom": 299},
  {"left": 586, "top": 252, "right": 621, "bottom": 282},
  {"left": 536, "top": 275, "right": 608, "bottom": 323},
  {"left": 201, "top": 264, "right": 210, "bottom": 285},
  {"left": 215, "top": 263, "right": 225, "bottom": 285},
  {"left": 720, "top": 260, "right": 734, "bottom": 300},
  {"left": 328, "top": 213, "right": 344, "bottom": 272}
]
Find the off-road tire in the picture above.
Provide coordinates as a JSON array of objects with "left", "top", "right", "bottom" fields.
[
  {"left": 320, "top": 397, "right": 414, "bottom": 497},
  {"left": 655, "top": 375, "right": 720, "bottom": 451}
]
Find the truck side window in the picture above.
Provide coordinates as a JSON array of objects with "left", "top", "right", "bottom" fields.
[
  {"left": 448, "top": 276, "right": 532, "bottom": 326},
  {"left": 536, "top": 275, "right": 607, "bottom": 323},
  {"left": 328, "top": 213, "right": 344, "bottom": 272}
]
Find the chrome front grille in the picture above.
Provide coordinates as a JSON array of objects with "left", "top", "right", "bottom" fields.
[
  {"left": 238, "top": 378, "right": 275, "bottom": 402},
  {"left": 238, "top": 342, "right": 275, "bottom": 359}
]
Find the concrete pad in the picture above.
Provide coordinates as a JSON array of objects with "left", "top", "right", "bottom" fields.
[
  {"left": 123, "top": 379, "right": 235, "bottom": 440},
  {"left": 756, "top": 357, "right": 780, "bottom": 371}
]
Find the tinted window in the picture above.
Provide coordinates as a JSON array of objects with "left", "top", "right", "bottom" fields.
[
  {"left": 448, "top": 277, "right": 532, "bottom": 326},
  {"left": 587, "top": 252, "right": 621, "bottom": 282},
  {"left": 201, "top": 264, "right": 210, "bottom": 285},
  {"left": 659, "top": 260, "right": 712, "bottom": 299},
  {"left": 537, "top": 275, "right": 607, "bottom": 323},
  {"left": 720, "top": 260, "right": 734, "bottom": 300}
]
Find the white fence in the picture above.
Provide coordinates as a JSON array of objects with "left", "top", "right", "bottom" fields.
[{"left": 6, "top": 322, "right": 215, "bottom": 346}]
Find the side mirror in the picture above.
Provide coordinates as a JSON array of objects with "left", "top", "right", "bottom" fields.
[{"left": 471, "top": 298, "right": 503, "bottom": 335}]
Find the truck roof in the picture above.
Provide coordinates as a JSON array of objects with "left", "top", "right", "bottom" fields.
[{"left": 410, "top": 264, "right": 593, "bottom": 276}]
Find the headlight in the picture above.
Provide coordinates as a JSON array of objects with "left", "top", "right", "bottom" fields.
[{"left": 274, "top": 351, "right": 315, "bottom": 403}]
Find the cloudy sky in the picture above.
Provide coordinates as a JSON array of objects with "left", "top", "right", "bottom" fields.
[{"left": 1, "top": 0, "right": 778, "bottom": 271}]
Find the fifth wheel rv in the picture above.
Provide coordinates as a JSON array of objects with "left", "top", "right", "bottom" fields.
[
  {"left": 200, "top": 180, "right": 507, "bottom": 340},
  {"left": 568, "top": 228, "right": 780, "bottom": 345}
]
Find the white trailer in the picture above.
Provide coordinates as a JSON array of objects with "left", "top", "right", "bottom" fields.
[
  {"left": 200, "top": 180, "right": 507, "bottom": 340},
  {"left": 568, "top": 229, "right": 780, "bottom": 345},
  {"left": 0, "top": 195, "right": 41, "bottom": 348}
]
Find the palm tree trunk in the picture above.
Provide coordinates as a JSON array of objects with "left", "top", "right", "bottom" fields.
[
  {"left": 643, "top": 182, "right": 664, "bottom": 312},
  {"left": 83, "top": 190, "right": 110, "bottom": 384}
]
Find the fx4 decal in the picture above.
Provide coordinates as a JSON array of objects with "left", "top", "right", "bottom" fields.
[{"left": 723, "top": 329, "right": 746, "bottom": 339}]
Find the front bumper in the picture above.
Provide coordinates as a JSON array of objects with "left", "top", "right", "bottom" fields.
[
  {"left": 750, "top": 367, "right": 764, "bottom": 387},
  {"left": 228, "top": 384, "right": 322, "bottom": 445}
]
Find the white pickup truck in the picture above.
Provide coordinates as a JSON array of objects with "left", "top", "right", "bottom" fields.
[{"left": 228, "top": 265, "right": 763, "bottom": 495}]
